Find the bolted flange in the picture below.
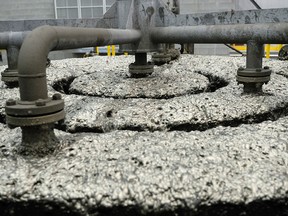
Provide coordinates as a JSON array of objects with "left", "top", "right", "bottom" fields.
[
  {"left": 237, "top": 67, "right": 271, "bottom": 83},
  {"left": 237, "top": 67, "right": 272, "bottom": 93},
  {"left": 1, "top": 68, "right": 19, "bottom": 87},
  {"left": 129, "top": 62, "right": 154, "bottom": 78},
  {"left": 152, "top": 53, "right": 172, "bottom": 66},
  {"left": 5, "top": 94, "right": 65, "bottom": 127}
]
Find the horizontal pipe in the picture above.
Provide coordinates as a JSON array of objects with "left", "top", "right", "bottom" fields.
[
  {"left": 0, "top": 31, "right": 28, "bottom": 48},
  {"left": 150, "top": 23, "right": 288, "bottom": 44},
  {"left": 18, "top": 25, "right": 141, "bottom": 101}
]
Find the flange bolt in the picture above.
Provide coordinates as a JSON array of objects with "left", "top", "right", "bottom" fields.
[
  {"left": 52, "top": 93, "right": 62, "bottom": 100},
  {"left": 6, "top": 99, "right": 16, "bottom": 106},
  {"left": 35, "top": 99, "right": 46, "bottom": 106}
]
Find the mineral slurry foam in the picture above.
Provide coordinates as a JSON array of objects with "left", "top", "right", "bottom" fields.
[{"left": 0, "top": 55, "right": 287, "bottom": 216}]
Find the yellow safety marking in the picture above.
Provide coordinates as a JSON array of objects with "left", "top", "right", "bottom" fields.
[
  {"left": 112, "top": 45, "right": 116, "bottom": 56},
  {"left": 265, "top": 44, "right": 271, "bottom": 59},
  {"left": 107, "top": 45, "right": 111, "bottom": 56}
]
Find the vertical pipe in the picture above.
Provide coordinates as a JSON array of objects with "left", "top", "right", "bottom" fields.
[
  {"left": 7, "top": 46, "right": 19, "bottom": 70},
  {"left": 135, "top": 52, "right": 147, "bottom": 65},
  {"left": 246, "top": 40, "right": 263, "bottom": 69}
]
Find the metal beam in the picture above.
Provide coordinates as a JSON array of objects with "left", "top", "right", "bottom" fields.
[{"left": 250, "top": 0, "right": 262, "bottom": 9}]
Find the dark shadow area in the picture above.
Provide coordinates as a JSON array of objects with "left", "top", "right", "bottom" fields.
[
  {"left": 195, "top": 70, "right": 229, "bottom": 92},
  {"left": 0, "top": 198, "right": 287, "bottom": 216},
  {"left": 52, "top": 76, "right": 76, "bottom": 94},
  {"left": 0, "top": 112, "right": 6, "bottom": 124}
]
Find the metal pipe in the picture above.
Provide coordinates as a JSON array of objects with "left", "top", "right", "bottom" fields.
[
  {"left": 135, "top": 53, "right": 147, "bottom": 65},
  {"left": 18, "top": 25, "right": 141, "bottom": 101},
  {"left": 246, "top": 40, "right": 263, "bottom": 68},
  {"left": 150, "top": 23, "right": 288, "bottom": 44},
  {"left": 7, "top": 46, "right": 19, "bottom": 70},
  {"left": 0, "top": 32, "right": 28, "bottom": 86},
  {"left": 0, "top": 31, "right": 27, "bottom": 48}
]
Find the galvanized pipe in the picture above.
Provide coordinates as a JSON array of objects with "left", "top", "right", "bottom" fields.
[
  {"left": 18, "top": 25, "right": 141, "bottom": 101},
  {"left": 246, "top": 40, "right": 263, "bottom": 69},
  {"left": 0, "top": 31, "right": 27, "bottom": 48},
  {"left": 135, "top": 53, "right": 147, "bottom": 65},
  {"left": 150, "top": 23, "right": 288, "bottom": 44},
  {"left": 7, "top": 46, "right": 19, "bottom": 70},
  {"left": 0, "top": 32, "right": 28, "bottom": 86}
]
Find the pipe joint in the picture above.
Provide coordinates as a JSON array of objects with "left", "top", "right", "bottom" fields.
[
  {"left": 5, "top": 94, "right": 65, "bottom": 128},
  {"left": 129, "top": 53, "right": 154, "bottom": 78}
]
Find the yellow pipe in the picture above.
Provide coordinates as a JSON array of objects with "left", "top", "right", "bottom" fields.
[
  {"left": 265, "top": 44, "right": 271, "bottom": 59},
  {"left": 112, "top": 45, "right": 116, "bottom": 56},
  {"left": 107, "top": 45, "right": 111, "bottom": 56},
  {"left": 95, "top": 47, "right": 99, "bottom": 55}
]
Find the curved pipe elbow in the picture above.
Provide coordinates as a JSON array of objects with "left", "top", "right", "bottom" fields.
[{"left": 18, "top": 25, "right": 141, "bottom": 101}]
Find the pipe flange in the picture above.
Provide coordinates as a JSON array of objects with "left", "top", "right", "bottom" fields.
[
  {"left": 152, "top": 53, "right": 172, "bottom": 66},
  {"left": 6, "top": 110, "right": 65, "bottom": 127},
  {"left": 5, "top": 93, "right": 65, "bottom": 127},
  {"left": 237, "top": 68, "right": 272, "bottom": 84},
  {"left": 1, "top": 68, "right": 19, "bottom": 83},
  {"left": 129, "top": 62, "right": 154, "bottom": 78}
]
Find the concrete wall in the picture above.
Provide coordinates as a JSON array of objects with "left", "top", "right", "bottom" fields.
[
  {"left": 181, "top": 0, "right": 237, "bottom": 14},
  {"left": 0, "top": 0, "right": 55, "bottom": 21}
]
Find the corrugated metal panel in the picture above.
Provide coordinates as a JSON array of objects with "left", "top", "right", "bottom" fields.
[{"left": 0, "top": 0, "right": 55, "bottom": 21}]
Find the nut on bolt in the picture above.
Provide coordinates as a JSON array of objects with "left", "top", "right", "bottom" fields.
[
  {"left": 6, "top": 99, "right": 16, "bottom": 106},
  {"left": 35, "top": 99, "right": 46, "bottom": 106},
  {"left": 52, "top": 93, "right": 62, "bottom": 100}
]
